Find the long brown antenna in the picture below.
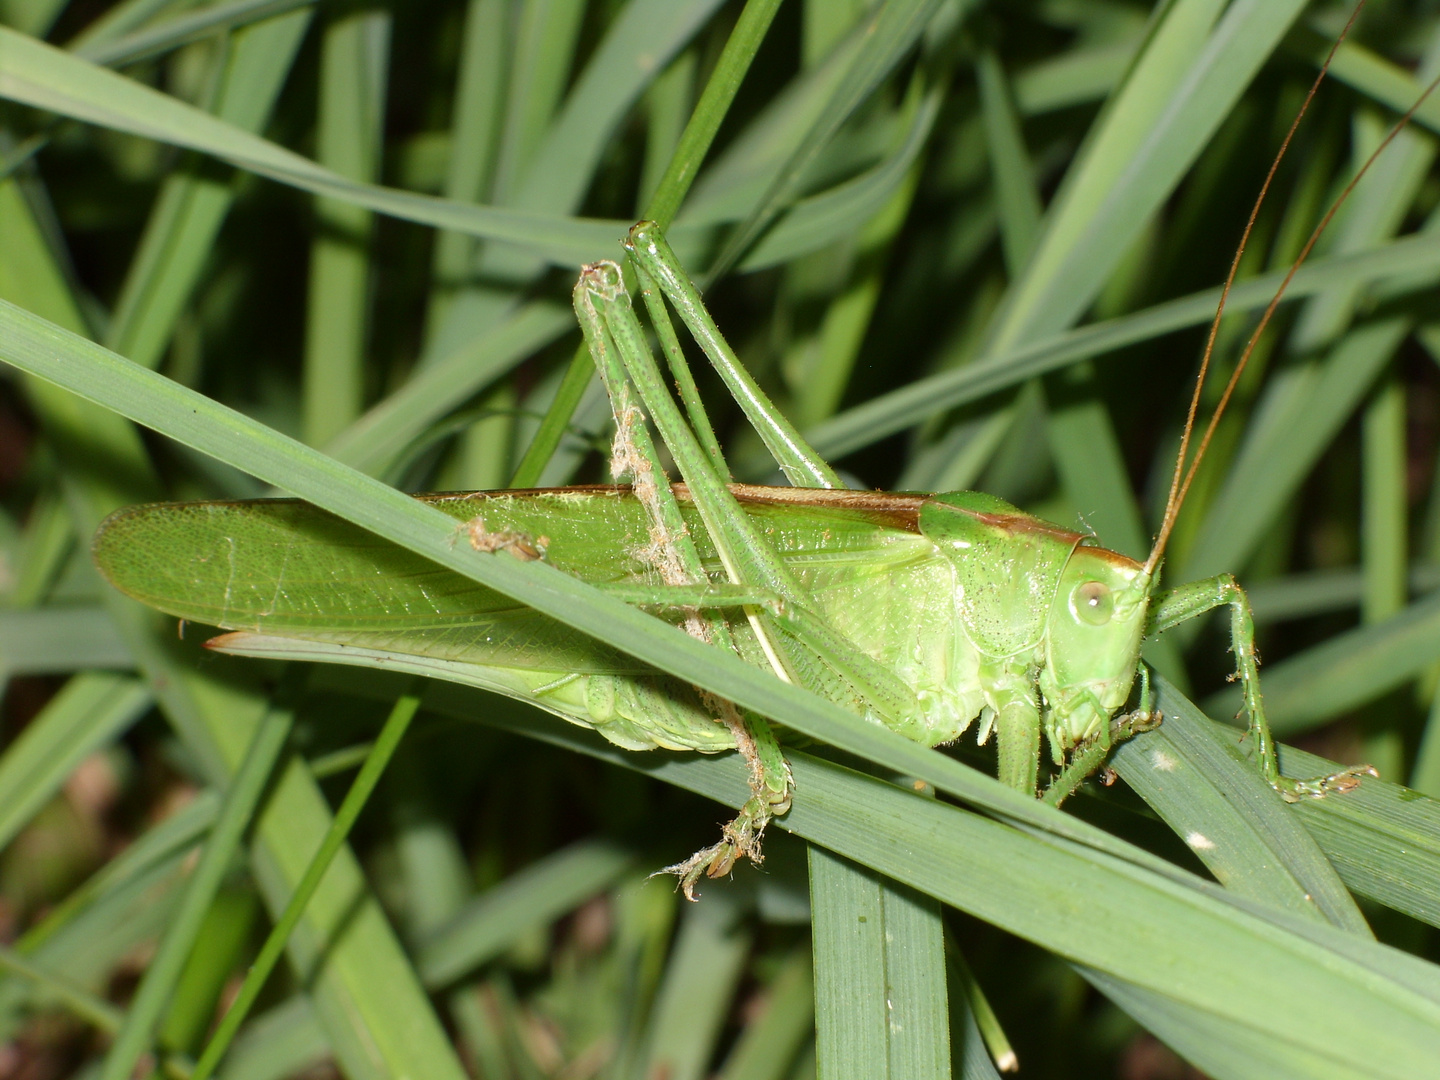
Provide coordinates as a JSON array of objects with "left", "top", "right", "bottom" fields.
[
  {"left": 1151, "top": 69, "right": 1440, "bottom": 576},
  {"left": 1144, "top": 1, "right": 1374, "bottom": 577}
]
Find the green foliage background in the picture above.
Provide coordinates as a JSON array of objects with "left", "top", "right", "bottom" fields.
[{"left": 0, "top": 0, "right": 1439, "bottom": 1077}]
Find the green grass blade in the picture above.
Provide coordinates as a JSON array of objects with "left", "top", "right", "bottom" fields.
[
  {"left": 18, "top": 790, "right": 219, "bottom": 956},
  {"left": 442, "top": 0, "right": 721, "bottom": 349},
  {"left": 1309, "top": 29, "right": 1440, "bottom": 137},
  {"left": 784, "top": 160, "right": 922, "bottom": 429},
  {"left": 1290, "top": 110, "right": 1436, "bottom": 353},
  {"left": 800, "top": 236, "right": 1440, "bottom": 461},
  {"left": 1250, "top": 572, "right": 1362, "bottom": 624},
  {"left": 643, "top": 0, "right": 785, "bottom": 229},
  {"left": 1245, "top": 564, "right": 1440, "bottom": 624},
  {"left": 0, "top": 673, "right": 150, "bottom": 851},
  {"left": 716, "top": 946, "right": 814, "bottom": 1080},
  {"left": 219, "top": 996, "right": 330, "bottom": 1080},
  {"left": 416, "top": 839, "right": 632, "bottom": 988},
  {"left": 777, "top": 102, "right": 925, "bottom": 430},
  {"left": 0, "top": 26, "right": 632, "bottom": 264},
  {"left": 159, "top": 888, "right": 259, "bottom": 1055},
  {"left": 1181, "top": 88, "right": 1438, "bottom": 595},
  {"left": 1416, "top": 686, "right": 1440, "bottom": 798},
  {"left": 737, "top": 84, "right": 939, "bottom": 272},
  {"left": 811, "top": 848, "right": 951, "bottom": 1079},
  {"left": 422, "top": 0, "right": 587, "bottom": 358},
  {"left": 1012, "top": 38, "right": 1140, "bottom": 116},
  {"left": 380, "top": 748, "right": 471, "bottom": 941},
  {"left": 74, "top": 0, "right": 316, "bottom": 68},
  {"left": 426, "top": 0, "right": 506, "bottom": 328},
  {"left": 988, "top": 0, "right": 1307, "bottom": 350},
  {"left": 196, "top": 675, "right": 469, "bottom": 1080},
  {"left": 464, "top": 0, "right": 779, "bottom": 483},
  {"left": 322, "top": 301, "right": 572, "bottom": 479},
  {"left": 0, "top": 14, "right": 979, "bottom": 282},
  {"left": 1001, "top": 0, "right": 1307, "bottom": 570},
  {"left": 0, "top": 172, "right": 88, "bottom": 333},
  {"left": 0, "top": 831, "right": 190, "bottom": 1028},
  {"left": 0, "top": 606, "right": 133, "bottom": 673},
  {"left": 0, "top": 0, "right": 67, "bottom": 36},
  {"left": 1045, "top": 363, "right": 1149, "bottom": 558},
  {"left": 707, "top": 0, "right": 944, "bottom": 280},
  {"left": 487, "top": 0, "right": 587, "bottom": 205},
  {"left": 976, "top": 49, "right": 1040, "bottom": 277},
  {"left": 191, "top": 685, "right": 422, "bottom": 1080},
  {"left": 584, "top": 874, "right": 680, "bottom": 1080},
  {"left": 639, "top": 50, "right": 695, "bottom": 212},
  {"left": 98, "top": 698, "right": 292, "bottom": 1080},
  {"left": 507, "top": 0, "right": 725, "bottom": 218},
  {"left": 809, "top": 848, "right": 906, "bottom": 1079},
  {"left": 948, "top": 946, "right": 1012, "bottom": 1076},
  {"left": 104, "top": 9, "right": 314, "bottom": 369},
  {"left": 63, "top": 0, "right": 195, "bottom": 56},
  {"left": 507, "top": 342, "right": 596, "bottom": 488},
  {"left": 679, "top": 12, "right": 870, "bottom": 226},
  {"left": 801, "top": 0, "right": 867, "bottom": 68},
  {"left": 0, "top": 943, "right": 125, "bottom": 1033},
  {"left": 954, "top": 1002, "right": 1004, "bottom": 1080},
  {"left": 1280, "top": 743, "right": 1440, "bottom": 931},
  {"left": 1112, "top": 676, "right": 1368, "bottom": 934},
  {"left": 404, "top": 679, "right": 1440, "bottom": 1079},
  {"left": 508, "top": 0, "right": 785, "bottom": 485},
  {"left": 5, "top": 489, "right": 72, "bottom": 607},
  {"left": 303, "top": 8, "right": 389, "bottom": 447},
  {"left": 1082, "top": 966, "right": 1343, "bottom": 1080},
  {"left": 639, "top": 884, "right": 753, "bottom": 1080},
  {"left": 424, "top": 0, "right": 726, "bottom": 468},
  {"left": 1362, "top": 373, "right": 1408, "bottom": 624}
]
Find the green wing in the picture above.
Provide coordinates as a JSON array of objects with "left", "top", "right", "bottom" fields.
[
  {"left": 93, "top": 493, "right": 646, "bottom": 674},
  {"left": 92, "top": 487, "right": 934, "bottom": 674}
]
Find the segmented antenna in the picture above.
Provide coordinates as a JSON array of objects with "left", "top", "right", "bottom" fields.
[{"left": 1145, "top": 0, "right": 1440, "bottom": 577}]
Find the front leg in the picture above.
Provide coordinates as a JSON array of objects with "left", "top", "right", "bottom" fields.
[
  {"left": 1149, "top": 574, "right": 1376, "bottom": 800},
  {"left": 1043, "top": 666, "right": 1159, "bottom": 806},
  {"left": 978, "top": 658, "right": 1042, "bottom": 795}
]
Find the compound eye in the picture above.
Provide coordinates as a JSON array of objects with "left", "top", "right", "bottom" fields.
[{"left": 1072, "top": 580, "right": 1113, "bottom": 626}]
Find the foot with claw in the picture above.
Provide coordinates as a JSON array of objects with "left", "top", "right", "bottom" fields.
[
  {"left": 1111, "top": 708, "right": 1162, "bottom": 742},
  {"left": 1275, "top": 765, "right": 1380, "bottom": 803},
  {"left": 661, "top": 795, "right": 771, "bottom": 901}
]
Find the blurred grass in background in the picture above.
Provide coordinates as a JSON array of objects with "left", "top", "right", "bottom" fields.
[{"left": 0, "top": 0, "right": 1439, "bottom": 1077}]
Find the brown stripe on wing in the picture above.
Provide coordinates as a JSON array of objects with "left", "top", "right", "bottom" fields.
[
  {"left": 953, "top": 509, "right": 1138, "bottom": 569},
  {"left": 706, "top": 483, "right": 924, "bottom": 532},
  {"left": 965, "top": 509, "right": 1086, "bottom": 547},
  {"left": 421, "top": 485, "right": 627, "bottom": 500},
  {"left": 423, "top": 484, "right": 928, "bottom": 532}
]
